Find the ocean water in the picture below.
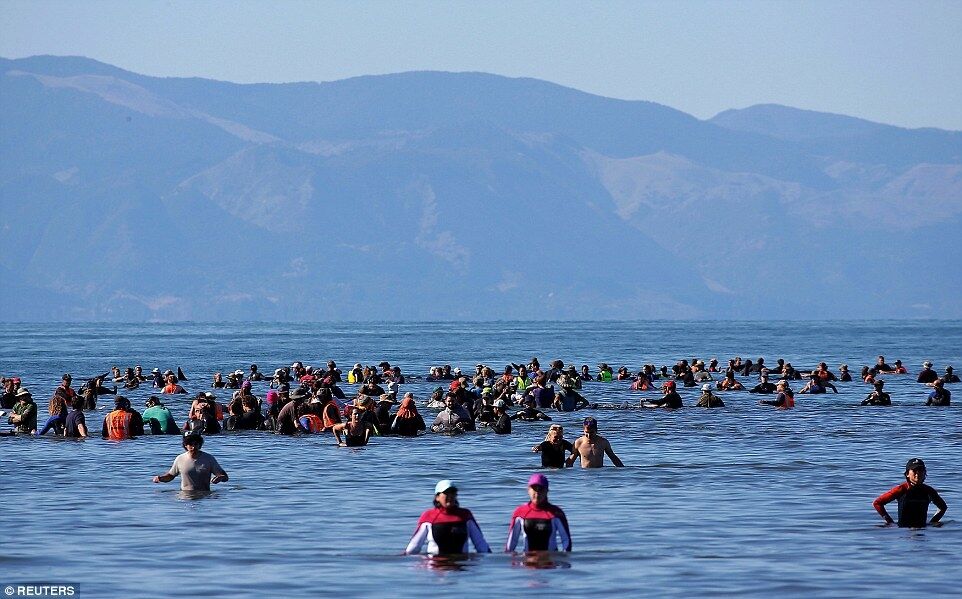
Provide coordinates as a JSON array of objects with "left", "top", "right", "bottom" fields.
[{"left": 1, "top": 320, "right": 960, "bottom": 597}]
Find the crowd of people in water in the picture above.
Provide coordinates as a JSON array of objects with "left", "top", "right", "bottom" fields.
[
  {"left": 2, "top": 354, "right": 954, "bottom": 442},
  {"left": 2, "top": 354, "right": 952, "bottom": 545}
]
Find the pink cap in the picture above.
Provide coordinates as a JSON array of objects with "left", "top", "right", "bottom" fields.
[{"left": 527, "top": 473, "right": 549, "bottom": 489}]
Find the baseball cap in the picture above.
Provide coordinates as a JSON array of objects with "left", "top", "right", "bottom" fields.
[
  {"left": 527, "top": 473, "right": 549, "bottom": 489},
  {"left": 701, "top": 383, "right": 711, "bottom": 391},
  {"left": 434, "top": 479, "right": 456, "bottom": 494},
  {"left": 905, "top": 458, "right": 926, "bottom": 472},
  {"left": 494, "top": 399, "right": 506, "bottom": 408}
]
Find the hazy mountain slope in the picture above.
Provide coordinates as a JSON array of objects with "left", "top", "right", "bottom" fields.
[{"left": 1, "top": 55, "right": 959, "bottom": 321}]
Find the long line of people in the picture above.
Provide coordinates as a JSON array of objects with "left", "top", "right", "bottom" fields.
[{"left": 2, "top": 354, "right": 954, "bottom": 439}]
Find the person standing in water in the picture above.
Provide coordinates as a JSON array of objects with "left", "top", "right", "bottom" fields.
[
  {"left": 566, "top": 417, "right": 624, "bottom": 468},
  {"left": 873, "top": 458, "right": 947, "bottom": 527},
  {"left": 532, "top": 424, "right": 574, "bottom": 468},
  {"left": 152, "top": 433, "right": 228, "bottom": 493},
  {"left": 505, "top": 474, "right": 572, "bottom": 552},
  {"left": 405, "top": 480, "right": 491, "bottom": 555}
]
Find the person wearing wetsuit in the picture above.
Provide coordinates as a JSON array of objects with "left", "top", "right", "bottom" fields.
[
  {"left": 759, "top": 381, "right": 795, "bottom": 409},
  {"left": 405, "top": 480, "right": 491, "bottom": 555},
  {"left": 505, "top": 474, "right": 572, "bottom": 552},
  {"left": 861, "top": 380, "right": 891, "bottom": 406},
  {"left": 1, "top": 377, "right": 18, "bottom": 409},
  {"left": 532, "top": 424, "right": 573, "bottom": 468},
  {"left": 490, "top": 400, "right": 511, "bottom": 434},
  {"left": 186, "top": 392, "right": 222, "bottom": 434},
  {"left": 799, "top": 372, "right": 837, "bottom": 394},
  {"left": 642, "top": 381, "right": 683, "bottom": 409},
  {"left": 838, "top": 364, "right": 853, "bottom": 382},
  {"left": 873, "top": 458, "right": 947, "bottom": 527},
  {"left": 142, "top": 396, "right": 180, "bottom": 433},
  {"left": 333, "top": 408, "right": 374, "bottom": 446},
  {"left": 942, "top": 366, "right": 960, "bottom": 384},
  {"left": 926, "top": 380, "right": 951, "bottom": 406},
  {"left": 874, "top": 356, "right": 895, "bottom": 375},
  {"left": 749, "top": 375, "right": 776, "bottom": 394},
  {"left": 917, "top": 361, "right": 938, "bottom": 384},
  {"left": 512, "top": 398, "right": 551, "bottom": 421}
]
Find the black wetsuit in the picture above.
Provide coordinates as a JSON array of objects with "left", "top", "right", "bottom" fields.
[
  {"left": 491, "top": 412, "right": 511, "bottom": 434},
  {"left": 927, "top": 388, "right": 951, "bottom": 406},
  {"left": 646, "top": 392, "right": 683, "bottom": 408},
  {"left": 861, "top": 391, "right": 891, "bottom": 406},
  {"left": 917, "top": 368, "right": 938, "bottom": 384},
  {"left": 537, "top": 439, "right": 574, "bottom": 468},
  {"left": 749, "top": 382, "right": 776, "bottom": 394},
  {"left": 874, "top": 482, "right": 947, "bottom": 528}
]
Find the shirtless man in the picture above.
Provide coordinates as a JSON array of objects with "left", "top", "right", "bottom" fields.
[{"left": 565, "top": 417, "right": 624, "bottom": 468}]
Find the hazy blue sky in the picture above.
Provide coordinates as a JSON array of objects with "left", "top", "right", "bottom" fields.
[{"left": 2, "top": 0, "right": 960, "bottom": 130}]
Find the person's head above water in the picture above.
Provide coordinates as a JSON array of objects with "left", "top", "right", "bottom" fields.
[
  {"left": 904, "top": 458, "right": 927, "bottom": 485},
  {"left": 527, "top": 473, "right": 549, "bottom": 506},
  {"left": 182, "top": 432, "right": 204, "bottom": 453},
  {"left": 583, "top": 416, "right": 598, "bottom": 432},
  {"left": 433, "top": 479, "right": 458, "bottom": 509}
]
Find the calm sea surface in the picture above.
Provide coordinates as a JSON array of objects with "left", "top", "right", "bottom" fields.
[{"left": 1, "top": 321, "right": 960, "bottom": 597}]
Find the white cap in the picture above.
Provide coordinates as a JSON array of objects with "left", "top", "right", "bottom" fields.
[
  {"left": 494, "top": 399, "right": 506, "bottom": 408},
  {"left": 701, "top": 383, "right": 711, "bottom": 391},
  {"left": 434, "top": 479, "right": 456, "bottom": 494}
]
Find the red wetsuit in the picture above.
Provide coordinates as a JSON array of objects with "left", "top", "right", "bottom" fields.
[
  {"left": 405, "top": 507, "right": 491, "bottom": 555},
  {"left": 505, "top": 502, "right": 571, "bottom": 552}
]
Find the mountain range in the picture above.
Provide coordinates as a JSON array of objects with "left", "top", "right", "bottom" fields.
[{"left": 1, "top": 55, "right": 960, "bottom": 321}]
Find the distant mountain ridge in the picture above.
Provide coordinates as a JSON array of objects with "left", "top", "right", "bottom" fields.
[{"left": 1, "top": 55, "right": 960, "bottom": 321}]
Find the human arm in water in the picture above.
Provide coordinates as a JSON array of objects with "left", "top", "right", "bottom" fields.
[
  {"left": 603, "top": 437, "right": 625, "bottom": 467},
  {"left": 872, "top": 483, "right": 947, "bottom": 525}
]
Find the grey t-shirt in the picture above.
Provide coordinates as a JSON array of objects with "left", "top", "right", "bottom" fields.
[{"left": 168, "top": 450, "right": 225, "bottom": 491}]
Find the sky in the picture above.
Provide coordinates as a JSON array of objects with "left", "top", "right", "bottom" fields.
[{"left": 1, "top": 0, "right": 960, "bottom": 130}]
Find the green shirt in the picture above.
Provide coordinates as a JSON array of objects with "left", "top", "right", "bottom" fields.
[
  {"left": 142, "top": 405, "right": 177, "bottom": 433},
  {"left": 13, "top": 400, "right": 37, "bottom": 433}
]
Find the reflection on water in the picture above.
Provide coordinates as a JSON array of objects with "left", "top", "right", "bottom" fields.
[
  {"left": 1, "top": 321, "right": 960, "bottom": 596},
  {"left": 511, "top": 552, "right": 572, "bottom": 570}
]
